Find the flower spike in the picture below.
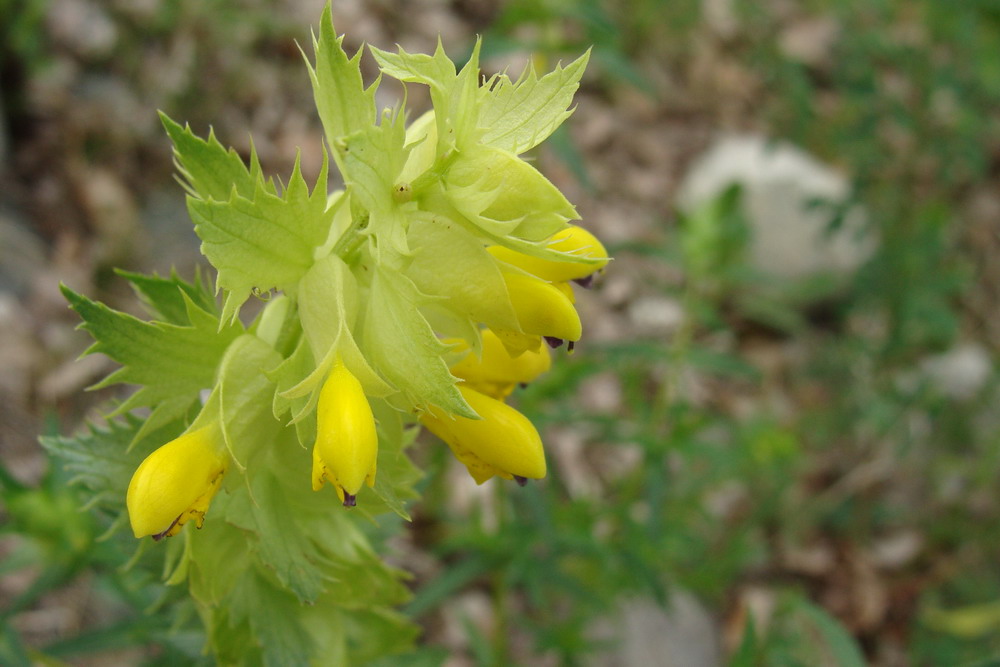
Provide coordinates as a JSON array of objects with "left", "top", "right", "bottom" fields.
[
  {"left": 127, "top": 425, "right": 229, "bottom": 540},
  {"left": 311, "top": 361, "right": 378, "bottom": 506}
]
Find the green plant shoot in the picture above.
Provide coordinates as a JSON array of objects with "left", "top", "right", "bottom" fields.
[{"left": 45, "top": 5, "right": 608, "bottom": 664}]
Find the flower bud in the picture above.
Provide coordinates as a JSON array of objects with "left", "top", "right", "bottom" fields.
[
  {"left": 488, "top": 225, "right": 608, "bottom": 282},
  {"left": 127, "top": 426, "right": 228, "bottom": 540},
  {"left": 311, "top": 361, "right": 378, "bottom": 506},
  {"left": 420, "top": 386, "right": 546, "bottom": 484},
  {"left": 502, "top": 272, "right": 582, "bottom": 342},
  {"left": 448, "top": 329, "right": 550, "bottom": 399}
]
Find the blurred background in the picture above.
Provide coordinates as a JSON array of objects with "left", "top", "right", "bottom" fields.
[{"left": 2, "top": 0, "right": 1000, "bottom": 664}]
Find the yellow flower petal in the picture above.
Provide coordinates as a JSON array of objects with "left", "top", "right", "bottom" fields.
[
  {"left": 126, "top": 426, "right": 228, "bottom": 539},
  {"left": 490, "top": 327, "right": 544, "bottom": 357},
  {"left": 420, "top": 386, "right": 546, "bottom": 484},
  {"left": 311, "top": 361, "right": 378, "bottom": 506},
  {"left": 488, "top": 225, "right": 609, "bottom": 282},
  {"left": 448, "top": 329, "right": 551, "bottom": 398},
  {"left": 503, "top": 272, "right": 582, "bottom": 342},
  {"left": 553, "top": 281, "right": 576, "bottom": 305}
]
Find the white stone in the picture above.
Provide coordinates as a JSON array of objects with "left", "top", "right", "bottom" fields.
[
  {"left": 677, "top": 134, "right": 875, "bottom": 280},
  {"left": 919, "top": 343, "right": 993, "bottom": 400},
  {"left": 627, "top": 295, "right": 685, "bottom": 338},
  {"left": 587, "top": 593, "right": 721, "bottom": 667},
  {"left": 47, "top": 0, "right": 118, "bottom": 58}
]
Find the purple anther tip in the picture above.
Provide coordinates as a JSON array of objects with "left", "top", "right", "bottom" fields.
[
  {"left": 519, "top": 382, "right": 529, "bottom": 389},
  {"left": 544, "top": 336, "right": 564, "bottom": 349},
  {"left": 573, "top": 274, "right": 595, "bottom": 289},
  {"left": 153, "top": 516, "right": 181, "bottom": 541},
  {"left": 567, "top": 340, "right": 575, "bottom": 353},
  {"left": 342, "top": 492, "right": 357, "bottom": 507},
  {"left": 513, "top": 475, "right": 528, "bottom": 487}
]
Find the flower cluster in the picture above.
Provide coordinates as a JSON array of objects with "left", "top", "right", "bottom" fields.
[
  {"left": 77, "top": 9, "right": 607, "bottom": 543},
  {"left": 57, "top": 8, "right": 608, "bottom": 663}
]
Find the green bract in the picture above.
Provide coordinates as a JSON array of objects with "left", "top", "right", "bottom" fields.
[{"left": 50, "top": 5, "right": 606, "bottom": 664}]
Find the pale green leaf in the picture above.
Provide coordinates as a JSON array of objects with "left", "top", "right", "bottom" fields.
[
  {"left": 341, "top": 109, "right": 412, "bottom": 256},
  {"left": 61, "top": 284, "right": 242, "bottom": 441},
  {"left": 297, "top": 254, "right": 393, "bottom": 400},
  {"left": 305, "top": 5, "right": 376, "bottom": 173},
  {"left": 368, "top": 401, "right": 421, "bottom": 521},
  {"left": 405, "top": 214, "right": 519, "bottom": 332},
  {"left": 361, "top": 268, "right": 475, "bottom": 417},
  {"left": 420, "top": 301, "right": 483, "bottom": 356},
  {"left": 252, "top": 293, "right": 292, "bottom": 349},
  {"left": 372, "top": 40, "right": 487, "bottom": 154},
  {"left": 444, "top": 145, "right": 576, "bottom": 241},
  {"left": 297, "top": 251, "right": 356, "bottom": 356},
  {"left": 432, "top": 179, "right": 519, "bottom": 238},
  {"left": 268, "top": 336, "right": 313, "bottom": 422},
  {"left": 399, "top": 110, "right": 437, "bottom": 184},
  {"left": 218, "top": 425, "right": 329, "bottom": 604},
  {"left": 369, "top": 40, "right": 455, "bottom": 96},
  {"left": 185, "top": 152, "right": 334, "bottom": 323},
  {"left": 333, "top": 606, "right": 420, "bottom": 664},
  {"left": 214, "top": 334, "right": 285, "bottom": 468},
  {"left": 115, "top": 267, "right": 217, "bottom": 325},
  {"left": 187, "top": 519, "right": 254, "bottom": 607},
  {"left": 225, "top": 465, "right": 327, "bottom": 604},
  {"left": 419, "top": 182, "right": 603, "bottom": 267},
  {"left": 480, "top": 50, "right": 590, "bottom": 154},
  {"left": 160, "top": 112, "right": 269, "bottom": 201},
  {"left": 219, "top": 419, "right": 414, "bottom": 606},
  {"left": 341, "top": 111, "right": 408, "bottom": 209},
  {"left": 447, "top": 38, "right": 486, "bottom": 151},
  {"left": 219, "top": 566, "right": 315, "bottom": 666}
]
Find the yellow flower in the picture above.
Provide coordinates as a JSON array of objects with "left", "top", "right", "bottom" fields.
[
  {"left": 488, "top": 225, "right": 609, "bottom": 284},
  {"left": 448, "top": 329, "right": 551, "bottom": 399},
  {"left": 501, "top": 271, "right": 582, "bottom": 347},
  {"left": 311, "top": 361, "right": 378, "bottom": 506},
  {"left": 420, "top": 385, "right": 546, "bottom": 485},
  {"left": 126, "top": 426, "right": 228, "bottom": 540}
]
